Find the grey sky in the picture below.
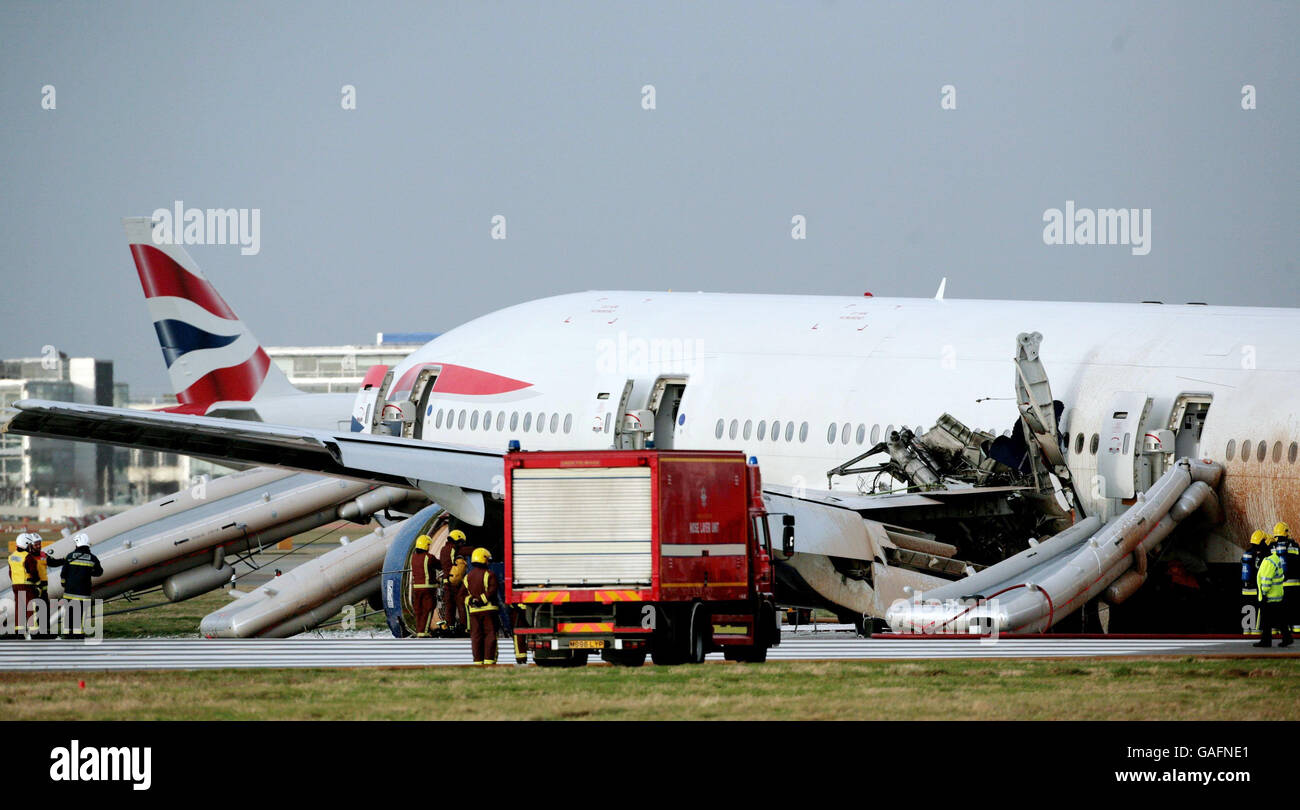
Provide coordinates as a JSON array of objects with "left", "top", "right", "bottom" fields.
[{"left": 1, "top": 1, "right": 1296, "bottom": 394}]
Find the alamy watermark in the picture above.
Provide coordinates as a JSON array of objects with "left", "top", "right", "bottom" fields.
[
  {"left": 4, "top": 594, "right": 104, "bottom": 642},
  {"left": 1042, "top": 201, "right": 1151, "bottom": 256},
  {"left": 595, "top": 330, "right": 704, "bottom": 376},
  {"left": 150, "top": 201, "right": 261, "bottom": 256}
]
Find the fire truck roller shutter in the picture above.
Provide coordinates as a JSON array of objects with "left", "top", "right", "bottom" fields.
[{"left": 511, "top": 466, "right": 653, "bottom": 587}]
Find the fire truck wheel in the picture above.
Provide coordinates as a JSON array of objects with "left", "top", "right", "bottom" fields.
[{"left": 686, "top": 605, "right": 708, "bottom": 664}]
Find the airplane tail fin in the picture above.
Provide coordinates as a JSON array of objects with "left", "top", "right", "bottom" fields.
[{"left": 123, "top": 217, "right": 299, "bottom": 412}]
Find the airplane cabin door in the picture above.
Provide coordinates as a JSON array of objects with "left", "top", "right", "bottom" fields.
[
  {"left": 648, "top": 376, "right": 688, "bottom": 450},
  {"left": 1097, "top": 391, "right": 1152, "bottom": 499},
  {"left": 408, "top": 367, "right": 441, "bottom": 439},
  {"left": 590, "top": 378, "right": 634, "bottom": 447}
]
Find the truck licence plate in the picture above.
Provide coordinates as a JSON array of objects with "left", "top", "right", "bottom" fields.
[{"left": 569, "top": 640, "right": 605, "bottom": 649}]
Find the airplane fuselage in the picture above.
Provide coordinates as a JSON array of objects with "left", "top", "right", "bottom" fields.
[{"left": 386, "top": 291, "right": 1300, "bottom": 565}]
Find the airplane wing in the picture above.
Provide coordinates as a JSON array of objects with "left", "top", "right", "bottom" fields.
[{"left": 1, "top": 399, "right": 502, "bottom": 523}]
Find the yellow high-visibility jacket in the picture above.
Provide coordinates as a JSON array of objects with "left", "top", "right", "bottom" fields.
[
  {"left": 1258, "top": 552, "right": 1286, "bottom": 603},
  {"left": 8, "top": 551, "right": 31, "bottom": 586}
]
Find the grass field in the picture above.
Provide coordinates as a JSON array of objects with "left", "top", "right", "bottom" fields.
[{"left": 3, "top": 658, "right": 1298, "bottom": 721}]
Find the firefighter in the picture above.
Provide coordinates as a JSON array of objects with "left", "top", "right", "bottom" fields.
[
  {"left": 1254, "top": 535, "right": 1293, "bottom": 648},
  {"left": 510, "top": 604, "right": 528, "bottom": 665},
  {"left": 409, "top": 534, "right": 438, "bottom": 637},
  {"left": 1242, "top": 530, "right": 1268, "bottom": 635},
  {"left": 464, "top": 547, "right": 499, "bottom": 665},
  {"left": 1274, "top": 522, "right": 1300, "bottom": 633},
  {"left": 59, "top": 534, "right": 101, "bottom": 637},
  {"left": 30, "top": 535, "right": 65, "bottom": 635},
  {"left": 7, "top": 534, "right": 39, "bottom": 636},
  {"left": 438, "top": 529, "right": 469, "bottom": 635}
]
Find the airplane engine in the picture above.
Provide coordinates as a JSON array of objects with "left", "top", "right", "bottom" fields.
[{"left": 379, "top": 504, "right": 447, "bottom": 637}]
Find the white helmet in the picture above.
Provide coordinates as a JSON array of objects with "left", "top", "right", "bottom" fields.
[
  {"left": 74, "top": 533, "right": 90, "bottom": 549},
  {"left": 14, "top": 534, "right": 31, "bottom": 550}
]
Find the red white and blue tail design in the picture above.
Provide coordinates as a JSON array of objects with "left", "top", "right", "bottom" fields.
[{"left": 123, "top": 217, "right": 299, "bottom": 413}]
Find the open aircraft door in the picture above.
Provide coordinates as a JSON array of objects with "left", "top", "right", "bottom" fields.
[
  {"left": 406, "top": 366, "right": 441, "bottom": 439},
  {"left": 647, "top": 376, "right": 688, "bottom": 450},
  {"left": 350, "top": 365, "right": 393, "bottom": 433},
  {"left": 589, "top": 378, "right": 634, "bottom": 447},
  {"left": 1097, "top": 391, "right": 1152, "bottom": 499}
]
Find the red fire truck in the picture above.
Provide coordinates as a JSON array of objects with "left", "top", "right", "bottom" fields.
[{"left": 505, "top": 449, "right": 780, "bottom": 667}]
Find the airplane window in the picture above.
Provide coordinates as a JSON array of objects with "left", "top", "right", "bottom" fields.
[
  {"left": 1290, "top": 442, "right": 1298, "bottom": 464},
  {"left": 1122, "top": 433, "right": 1130, "bottom": 455},
  {"left": 537, "top": 412, "right": 546, "bottom": 433},
  {"left": 1258, "top": 441, "right": 1267, "bottom": 463},
  {"left": 729, "top": 420, "right": 738, "bottom": 440},
  {"left": 827, "top": 423, "right": 837, "bottom": 444},
  {"left": 886, "top": 424, "right": 894, "bottom": 439},
  {"left": 841, "top": 423, "right": 851, "bottom": 444},
  {"left": 1225, "top": 439, "right": 1235, "bottom": 461},
  {"left": 550, "top": 413, "right": 559, "bottom": 433},
  {"left": 743, "top": 420, "right": 752, "bottom": 440},
  {"left": 484, "top": 410, "right": 492, "bottom": 430},
  {"left": 771, "top": 420, "right": 781, "bottom": 441},
  {"left": 757, "top": 421, "right": 767, "bottom": 441},
  {"left": 510, "top": 412, "right": 519, "bottom": 431},
  {"left": 470, "top": 411, "right": 479, "bottom": 430},
  {"left": 1241, "top": 440, "right": 1251, "bottom": 461},
  {"left": 523, "top": 412, "right": 532, "bottom": 431},
  {"left": 1273, "top": 442, "right": 1283, "bottom": 463},
  {"left": 1089, "top": 434, "right": 1098, "bottom": 454},
  {"left": 497, "top": 412, "right": 506, "bottom": 431},
  {"left": 563, "top": 414, "right": 572, "bottom": 434},
  {"left": 785, "top": 422, "right": 794, "bottom": 442},
  {"left": 1075, "top": 433, "right": 1084, "bottom": 454},
  {"left": 715, "top": 419, "right": 724, "bottom": 439},
  {"left": 436, "top": 409, "right": 444, "bottom": 429},
  {"left": 457, "top": 410, "right": 466, "bottom": 430},
  {"left": 856, "top": 424, "right": 866, "bottom": 444},
  {"left": 799, "top": 422, "right": 809, "bottom": 442},
  {"left": 871, "top": 425, "right": 880, "bottom": 444}
]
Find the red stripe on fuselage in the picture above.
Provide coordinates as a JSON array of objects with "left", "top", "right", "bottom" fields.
[
  {"left": 174, "top": 348, "right": 272, "bottom": 408},
  {"left": 389, "top": 362, "right": 531, "bottom": 398},
  {"left": 130, "top": 244, "right": 239, "bottom": 320}
]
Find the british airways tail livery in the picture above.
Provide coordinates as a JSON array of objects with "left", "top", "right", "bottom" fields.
[
  {"left": 124, "top": 218, "right": 297, "bottom": 411},
  {"left": 123, "top": 218, "right": 353, "bottom": 428}
]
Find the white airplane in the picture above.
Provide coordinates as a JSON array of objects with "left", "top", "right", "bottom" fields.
[{"left": 6, "top": 217, "right": 1297, "bottom": 632}]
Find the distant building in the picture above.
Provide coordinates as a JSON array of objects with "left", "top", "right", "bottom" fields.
[
  {"left": 265, "top": 332, "right": 434, "bottom": 394},
  {"left": 0, "top": 354, "right": 115, "bottom": 505}
]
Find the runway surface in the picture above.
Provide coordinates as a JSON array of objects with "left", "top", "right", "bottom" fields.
[{"left": 0, "top": 634, "right": 1293, "bottom": 671}]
